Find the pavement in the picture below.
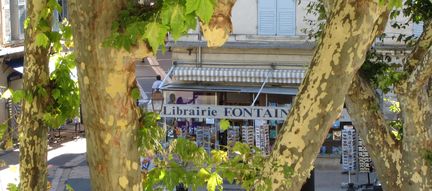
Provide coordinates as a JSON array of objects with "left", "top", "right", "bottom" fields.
[
  {"left": 0, "top": 137, "right": 378, "bottom": 191},
  {"left": 0, "top": 138, "right": 88, "bottom": 191}
]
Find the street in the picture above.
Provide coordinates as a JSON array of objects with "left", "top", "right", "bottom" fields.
[{"left": 0, "top": 138, "right": 378, "bottom": 191}]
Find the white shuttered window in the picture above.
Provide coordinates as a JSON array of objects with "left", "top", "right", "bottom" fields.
[{"left": 258, "top": 0, "right": 296, "bottom": 36}]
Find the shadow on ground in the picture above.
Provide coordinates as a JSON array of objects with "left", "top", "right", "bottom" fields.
[{"left": 0, "top": 150, "right": 19, "bottom": 171}]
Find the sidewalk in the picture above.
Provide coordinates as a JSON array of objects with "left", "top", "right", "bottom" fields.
[
  {"left": 0, "top": 138, "right": 88, "bottom": 191},
  {"left": 1, "top": 139, "right": 377, "bottom": 191}
]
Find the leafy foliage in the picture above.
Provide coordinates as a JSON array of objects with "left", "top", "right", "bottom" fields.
[
  {"left": 105, "top": 0, "right": 215, "bottom": 53},
  {"left": 0, "top": 123, "right": 6, "bottom": 140},
  {"left": 219, "top": 119, "right": 230, "bottom": 131},
  {"left": 9, "top": 3, "right": 80, "bottom": 129},
  {"left": 360, "top": 49, "right": 407, "bottom": 94},
  {"left": 138, "top": 111, "right": 279, "bottom": 191},
  {"left": 6, "top": 183, "right": 19, "bottom": 191},
  {"left": 43, "top": 53, "right": 80, "bottom": 128}
]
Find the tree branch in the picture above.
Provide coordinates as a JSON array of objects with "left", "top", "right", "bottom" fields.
[
  {"left": 403, "top": 20, "right": 432, "bottom": 74},
  {"left": 406, "top": 47, "right": 432, "bottom": 92},
  {"left": 346, "top": 74, "right": 403, "bottom": 191}
]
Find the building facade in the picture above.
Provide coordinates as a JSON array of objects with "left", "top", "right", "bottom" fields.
[
  {"left": 160, "top": 0, "right": 422, "bottom": 156},
  {"left": 0, "top": 0, "right": 26, "bottom": 130},
  {"left": 0, "top": 0, "right": 68, "bottom": 142}
]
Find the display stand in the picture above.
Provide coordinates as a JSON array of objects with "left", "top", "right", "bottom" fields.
[
  {"left": 255, "top": 125, "right": 270, "bottom": 155},
  {"left": 341, "top": 126, "right": 357, "bottom": 190},
  {"left": 241, "top": 126, "right": 254, "bottom": 147}
]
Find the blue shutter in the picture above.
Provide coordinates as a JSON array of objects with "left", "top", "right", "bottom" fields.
[
  {"left": 277, "top": 0, "right": 296, "bottom": 36},
  {"left": 62, "top": 0, "right": 68, "bottom": 20},
  {"left": 258, "top": 0, "right": 276, "bottom": 35},
  {"left": 413, "top": 21, "right": 423, "bottom": 37},
  {"left": 18, "top": 0, "right": 26, "bottom": 39},
  {"left": 52, "top": 10, "right": 60, "bottom": 32}
]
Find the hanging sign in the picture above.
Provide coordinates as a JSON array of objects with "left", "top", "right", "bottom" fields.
[{"left": 161, "top": 104, "right": 291, "bottom": 120}]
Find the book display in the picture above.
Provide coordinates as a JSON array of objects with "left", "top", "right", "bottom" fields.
[
  {"left": 196, "top": 126, "right": 212, "bottom": 153},
  {"left": 255, "top": 125, "right": 270, "bottom": 155},
  {"left": 342, "top": 127, "right": 357, "bottom": 171},
  {"left": 241, "top": 126, "right": 255, "bottom": 147},
  {"left": 358, "top": 137, "right": 372, "bottom": 173},
  {"left": 227, "top": 126, "right": 240, "bottom": 147}
]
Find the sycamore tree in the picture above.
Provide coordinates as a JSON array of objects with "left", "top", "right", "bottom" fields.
[
  {"left": 304, "top": 0, "right": 432, "bottom": 190},
  {"left": 344, "top": 1, "right": 432, "bottom": 190},
  {"left": 66, "top": 0, "right": 406, "bottom": 190},
  {"left": 260, "top": 1, "right": 392, "bottom": 190},
  {"left": 0, "top": 0, "right": 78, "bottom": 190},
  {"left": 67, "top": 0, "right": 236, "bottom": 190}
]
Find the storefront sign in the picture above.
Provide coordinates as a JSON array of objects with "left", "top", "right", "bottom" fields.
[{"left": 161, "top": 104, "right": 291, "bottom": 120}]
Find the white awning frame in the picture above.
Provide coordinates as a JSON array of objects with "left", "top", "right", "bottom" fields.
[{"left": 172, "top": 66, "right": 305, "bottom": 84}]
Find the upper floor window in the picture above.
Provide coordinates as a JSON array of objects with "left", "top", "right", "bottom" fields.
[
  {"left": 258, "top": 0, "right": 296, "bottom": 36},
  {"left": 1, "top": 0, "right": 25, "bottom": 43}
]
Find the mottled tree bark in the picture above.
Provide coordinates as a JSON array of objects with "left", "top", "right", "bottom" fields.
[
  {"left": 201, "top": 0, "right": 236, "bottom": 47},
  {"left": 398, "top": 91, "right": 432, "bottom": 191},
  {"left": 346, "top": 21, "right": 432, "bottom": 191},
  {"left": 19, "top": 0, "right": 51, "bottom": 190},
  {"left": 346, "top": 75, "right": 403, "bottom": 191},
  {"left": 394, "top": 20, "right": 432, "bottom": 191},
  {"left": 262, "top": 1, "right": 389, "bottom": 190},
  {"left": 68, "top": 1, "right": 151, "bottom": 190},
  {"left": 347, "top": 75, "right": 432, "bottom": 191}
]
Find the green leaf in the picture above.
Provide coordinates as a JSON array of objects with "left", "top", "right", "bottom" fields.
[
  {"left": 161, "top": 3, "right": 188, "bottom": 40},
  {"left": 35, "top": 33, "right": 50, "bottom": 48},
  {"left": 12, "top": 90, "right": 25, "bottom": 103},
  {"left": 40, "top": 7, "right": 51, "bottom": 19},
  {"left": 186, "top": 0, "right": 200, "bottom": 14},
  {"left": 65, "top": 184, "right": 75, "bottom": 191},
  {"left": 52, "top": 89, "right": 61, "bottom": 99},
  {"left": 196, "top": 0, "right": 215, "bottom": 23},
  {"left": 24, "top": 18, "right": 30, "bottom": 29},
  {"left": 185, "top": 14, "right": 197, "bottom": 30},
  {"left": 222, "top": 169, "right": 236, "bottom": 184},
  {"left": 48, "top": 0, "right": 62, "bottom": 13},
  {"left": 6, "top": 183, "right": 19, "bottom": 191},
  {"left": 0, "top": 123, "right": 7, "bottom": 139},
  {"left": 143, "top": 22, "right": 168, "bottom": 53},
  {"left": 219, "top": 119, "right": 230, "bottom": 131},
  {"left": 197, "top": 168, "right": 210, "bottom": 179},
  {"left": 207, "top": 172, "right": 222, "bottom": 191},
  {"left": 211, "top": 150, "right": 228, "bottom": 164},
  {"left": 37, "top": 19, "right": 52, "bottom": 32},
  {"left": 131, "top": 88, "right": 140, "bottom": 100}
]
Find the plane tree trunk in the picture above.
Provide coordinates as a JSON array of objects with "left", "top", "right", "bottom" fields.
[
  {"left": 346, "top": 21, "right": 432, "bottom": 191},
  {"left": 262, "top": 1, "right": 389, "bottom": 190},
  {"left": 19, "top": 0, "right": 51, "bottom": 190},
  {"left": 68, "top": 1, "right": 151, "bottom": 190}
]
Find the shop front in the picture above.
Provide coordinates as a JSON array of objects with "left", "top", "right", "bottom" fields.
[
  {"left": 158, "top": 63, "right": 352, "bottom": 157},
  {"left": 160, "top": 87, "right": 295, "bottom": 155}
]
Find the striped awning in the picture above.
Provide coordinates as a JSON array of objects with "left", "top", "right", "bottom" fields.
[{"left": 172, "top": 66, "right": 305, "bottom": 84}]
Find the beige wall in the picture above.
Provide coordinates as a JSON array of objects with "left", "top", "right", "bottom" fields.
[
  {"left": 232, "top": 0, "right": 258, "bottom": 35},
  {"left": 172, "top": 47, "right": 313, "bottom": 68},
  {"left": 228, "top": 0, "right": 416, "bottom": 38}
]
